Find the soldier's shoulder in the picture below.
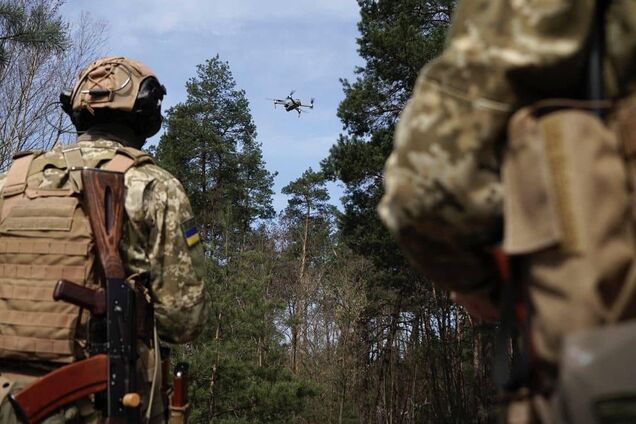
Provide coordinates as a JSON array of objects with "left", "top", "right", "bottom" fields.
[
  {"left": 126, "top": 163, "right": 188, "bottom": 203},
  {"left": 127, "top": 163, "right": 182, "bottom": 185}
]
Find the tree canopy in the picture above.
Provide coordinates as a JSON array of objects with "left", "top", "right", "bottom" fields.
[
  {"left": 0, "top": 0, "right": 66, "bottom": 70},
  {"left": 155, "top": 55, "right": 276, "bottom": 255}
]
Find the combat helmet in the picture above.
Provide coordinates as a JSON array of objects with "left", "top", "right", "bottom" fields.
[{"left": 61, "top": 56, "right": 167, "bottom": 143}]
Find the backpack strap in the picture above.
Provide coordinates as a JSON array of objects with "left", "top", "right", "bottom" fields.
[{"left": 104, "top": 146, "right": 154, "bottom": 173}]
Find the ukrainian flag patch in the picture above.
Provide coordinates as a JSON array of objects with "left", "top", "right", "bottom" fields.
[{"left": 181, "top": 218, "right": 201, "bottom": 248}]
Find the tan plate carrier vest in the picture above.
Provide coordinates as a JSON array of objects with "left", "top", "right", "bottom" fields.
[{"left": 0, "top": 144, "right": 153, "bottom": 364}]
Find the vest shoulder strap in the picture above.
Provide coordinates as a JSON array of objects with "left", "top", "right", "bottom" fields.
[
  {"left": 2, "top": 153, "right": 36, "bottom": 198},
  {"left": 104, "top": 146, "right": 155, "bottom": 173}
]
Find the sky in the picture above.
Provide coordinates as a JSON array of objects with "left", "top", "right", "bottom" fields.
[{"left": 61, "top": 0, "right": 364, "bottom": 213}]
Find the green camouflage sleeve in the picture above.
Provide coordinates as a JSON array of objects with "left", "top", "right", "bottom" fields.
[
  {"left": 378, "top": 0, "right": 595, "bottom": 291},
  {"left": 143, "top": 174, "right": 209, "bottom": 343}
]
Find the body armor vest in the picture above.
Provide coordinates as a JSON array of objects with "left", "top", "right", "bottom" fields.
[{"left": 0, "top": 143, "right": 153, "bottom": 364}]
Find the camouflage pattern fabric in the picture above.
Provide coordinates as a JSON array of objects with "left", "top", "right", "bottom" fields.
[
  {"left": 378, "top": 0, "right": 636, "bottom": 292},
  {"left": 119, "top": 148, "right": 209, "bottom": 343}
]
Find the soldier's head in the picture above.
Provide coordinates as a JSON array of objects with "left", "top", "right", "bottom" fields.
[{"left": 60, "top": 56, "right": 167, "bottom": 148}]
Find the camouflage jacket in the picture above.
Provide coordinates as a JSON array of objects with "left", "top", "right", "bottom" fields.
[
  {"left": 0, "top": 126, "right": 209, "bottom": 343},
  {"left": 378, "top": 0, "right": 636, "bottom": 292}
]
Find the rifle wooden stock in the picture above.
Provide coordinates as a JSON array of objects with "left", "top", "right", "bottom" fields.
[
  {"left": 54, "top": 279, "right": 106, "bottom": 315},
  {"left": 81, "top": 169, "right": 126, "bottom": 280},
  {"left": 9, "top": 355, "right": 107, "bottom": 424}
]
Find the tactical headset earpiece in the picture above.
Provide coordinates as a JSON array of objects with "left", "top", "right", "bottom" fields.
[
  {"left": 59, "top": 89, "right": 86, "bottom": 131},
  {"left": 131, "top": 77, "right": 167, "bottom": 139},
  {"left": 59, "top": 90, "right": 72, "bottom": 115}
]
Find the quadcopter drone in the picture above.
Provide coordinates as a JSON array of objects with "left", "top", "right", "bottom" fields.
[{"left": 267, "top": 90, "right": 314, "bottom": 117}]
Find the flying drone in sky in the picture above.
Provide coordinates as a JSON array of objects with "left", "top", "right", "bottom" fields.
[{"left": 267, "top": 90, "right": 314, "bottom": 117}]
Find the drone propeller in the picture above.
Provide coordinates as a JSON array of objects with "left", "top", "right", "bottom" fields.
[
  {"left": 288, "top": 89, "right": 295, "bottom": 98},
  {"left": 267, "top": 98, "right": 286, "bottom": 109},
  {"left": 310, "top": 98, "right": 315, "bottom": 108}
]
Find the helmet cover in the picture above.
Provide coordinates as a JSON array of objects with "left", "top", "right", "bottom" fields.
[{"left": 70, "top": 56, "right": 158, "bottom": 114}]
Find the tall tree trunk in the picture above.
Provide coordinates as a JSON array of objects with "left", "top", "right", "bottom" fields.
[
  {"left": 209, "top": 311, "right": 223, "bottom": 423},
  {"left": 292, "top": 201, "right": 311, "bottom": 374}
]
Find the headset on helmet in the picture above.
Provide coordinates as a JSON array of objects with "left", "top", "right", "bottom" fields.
[{"left": 60, "top": 56, "right": 167, "bottom": 141}]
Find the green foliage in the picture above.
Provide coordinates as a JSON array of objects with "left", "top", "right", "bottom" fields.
[
  {"left": 281, "top": 168, "right": 332, "bottom": 220},
  {"left": 155, "top": 55, "right": 276, "bottom": 254},
  {"left": 337, "top": 0, "right": 452, "bottom": 137},
  {"left": 182, "top": 242, "right": 316, "bottom": 423},
  {"left": 0, "top": 0, "right": 67, "bottom": 70}
]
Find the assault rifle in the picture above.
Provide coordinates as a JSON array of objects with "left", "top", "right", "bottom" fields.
[{"left": 9, "top": 169, "right": 141, "bottom": 423}]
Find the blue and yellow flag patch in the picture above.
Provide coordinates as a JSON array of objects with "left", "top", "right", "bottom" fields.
[{"left": 181, "top": 218, "right": 201, "bottom": 248}]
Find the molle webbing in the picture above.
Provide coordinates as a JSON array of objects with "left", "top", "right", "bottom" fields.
[
  {"left": 0, "top": 240, "right": 88, "bottom": 256},
  {"left": 0, "top": 264, "right": 85, "bottom": 281},
  {"left": 0, "top": 283, "right": 69, "bottom": 301},
  {"left": 0, "top": 154, "right": 93, "bottom": 363},
  {"left": 0, "top": 310, "right": 76, "bottom": 328},
  {"left": 0, "top": 335, "right": 73, "bottom": 355},
  {"left": 0, "top": 226, "right": 91, "bottom": 362}
]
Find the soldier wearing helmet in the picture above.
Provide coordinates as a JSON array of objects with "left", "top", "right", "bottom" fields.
[{"left": 0, "top": 56, "right": 209, "bottom": 423}]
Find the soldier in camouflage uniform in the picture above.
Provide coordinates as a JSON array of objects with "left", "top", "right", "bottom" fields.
[
  {"left": 0, "top": 57, "right": 209, "bottom": 422},
  {"left": 379, "top": 1, "right": 636, "bottom": 422}
]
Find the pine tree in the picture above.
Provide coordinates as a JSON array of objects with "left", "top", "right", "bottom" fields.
[
  {"left": 0, "top": 0, "right": 66, "bottom": 71},
  {"left": 188, "top": 229, "right": 317, "bottom": 424},
  {"left": 155, "top": 55, "right": 275, "bottom": 256},
  {"left": 280, "top": 169, "right": 336, "bottom": 375}
]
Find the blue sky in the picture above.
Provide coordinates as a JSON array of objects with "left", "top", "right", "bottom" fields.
[{"left": 61, "top": 1, "right": 364, "bottom": 213}]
